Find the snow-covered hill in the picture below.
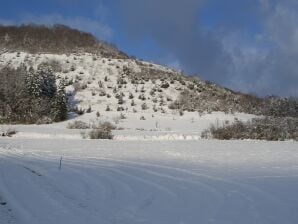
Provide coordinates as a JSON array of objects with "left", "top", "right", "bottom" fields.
[{"left": 0, "top": 51, "right": 258, "bottom": 139}]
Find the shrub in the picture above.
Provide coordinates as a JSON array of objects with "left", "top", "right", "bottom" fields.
[
  {"left": 105, "top": 105, "right": 111, "bottom": 111},
  {"left": 1, "top": 128, "right": 17, "bottom": 137},
  {"left": 99, "top": 90, "right": 106, "bottom": 96},
  {"left": 73, "top": 82, "right": 87, "bottom": 92},
  {"left": 67, "top": 121, "right": 90, "bottom": 129},
  {"left": 139, "top": 94, "right": 146, "bottom": 101},
  {"left": 86, "top": 105, "right": 92, "bottom": 113},
  {"left": 202, "top": 117, "right": 298, "bottom": 141},
  {"left": 118, "top": 96, "right": 124, "bottom": 105},
  {"left": 117, "top": 106, "right": 125, "bottom": 111},
  {"left": 88, "top": 122, "right": 115, "bottom": 139},
  {"left": 141, "top": 103, "right": 148, "bottom": 110},
  {"left": 131, "top": 100, "right": 136, "bottom": 106},
  {"left": 73, "top": 106, "right": 85, "bottom": 115},
  {"left": 129, "top": 92, "right": 134, "bottom": 99},
  {"left": 119, "top": 113, "right": 127, "bottom": 119},
  {"left": 160, "top": 81, "right": 170, "bottom": 89},
  {"left": 98, "top": 81, "right": 104, "bottom": 88}
]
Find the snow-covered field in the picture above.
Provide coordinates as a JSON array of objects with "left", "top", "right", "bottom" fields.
[{"left": 1, "top": 138, "right": 298, "bottom": 224}]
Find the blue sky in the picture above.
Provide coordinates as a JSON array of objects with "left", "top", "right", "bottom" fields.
[{"left": 1, "top": 0, "right": 298, "bottom": 97}]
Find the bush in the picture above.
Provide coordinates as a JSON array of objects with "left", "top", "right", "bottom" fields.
[
  {"left": 202, "top": 117, "right": 298, "bottom": 141},
  {"left": 160, "top": 81, "right": 170, "bottom": 89},
  {"left": 87, "top": 122, "right": 115, "bottom": 139},
  {"left": 1, "top": 128, "right": 17, "bottom": 137},
  {"left": 72, "top": 106, "right": 85, "bottom": 115},
  {"left": 73, "top": 82, "right": 87, "bottom": 92},
  {"left": 141, "top": 103, "right": 148, "bottom": 110},
  {"left": 67, "top": 121, "right": 90, "bottom": 129},
  {"left": 86, "top": 105, "right": 92, "bottom": 113}
]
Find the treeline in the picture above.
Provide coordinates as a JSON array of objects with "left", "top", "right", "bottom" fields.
[
  {"left": 0, "top": 64, "right": 67, "bottom": 124},
  {"left": 0, "top": 24, "right": 128, "bottom": 59}
]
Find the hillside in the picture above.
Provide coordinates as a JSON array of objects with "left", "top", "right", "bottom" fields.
[
  {"left": 0, "top": 25, "right": 297, "bottom": 140},
  {"left": 0, "top": 24, "right": 128, "bottom": 58}
]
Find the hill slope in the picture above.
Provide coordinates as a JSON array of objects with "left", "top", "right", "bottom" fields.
[{"left": 0, "top": 25, "right": 297, "bottom": 139}]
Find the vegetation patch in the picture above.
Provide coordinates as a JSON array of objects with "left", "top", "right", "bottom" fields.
[
  {"left": 81, "top": 121, "right": 116, "bottom": 139},
  {"left": 201, "top": 117, "right": 298, "bottom": 141},
  {"left": 0, "top": 65, "right": 67, "bottom": 124}
]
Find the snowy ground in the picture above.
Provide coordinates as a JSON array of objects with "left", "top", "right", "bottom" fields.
[
  {"left": 0, "top": 138, "right": 298, "bottom": 224},
  {"left": 1, "top": 52, "right": 298, "bottom": 223},
  {"left": 0, "top": 111, "right": 256, "bottom": 141}
]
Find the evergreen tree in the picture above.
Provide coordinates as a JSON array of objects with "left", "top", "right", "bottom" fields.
[{"left": 25, "top": 66, "right": 42, "bottom": 97}]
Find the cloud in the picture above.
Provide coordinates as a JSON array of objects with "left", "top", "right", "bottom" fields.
[
  {"left": 222, "top": 0, "right": 298, "bottom": 97},
  {"left": 117, "top": 0, "right": 298, "bottom": 97},
  {"left": 118, "top": 0, "right": 230, "bottom": 81}
]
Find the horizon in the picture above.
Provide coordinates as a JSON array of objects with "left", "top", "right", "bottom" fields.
[{"left": 0, "top": 0, "right": 298, "bottom": 97}]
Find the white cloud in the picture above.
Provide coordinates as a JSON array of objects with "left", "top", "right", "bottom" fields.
[{"left": 215, "top": 0, "right": 298, "bottom": 97}]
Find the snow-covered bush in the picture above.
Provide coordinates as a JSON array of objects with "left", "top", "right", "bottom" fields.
[
  {"left": 67, "top": 121, "right": 90, "bottom": 129},
  {"left": 141, "top": 103, "right": 148, "bottom": 110},
  {"left": 87, "top": 122, "right": 115, "bottom": 139},
  {"left": 72, "top": 106, "right": 85, "bottom": 115},
  {"left": 73, "top": 82, "right": 87, "bottom": 92},
  {"left": 160, "top": 81, "right": 170, "bottom": 89},
  {"left": 0, "top": 128, "right": 17, "bottom": 137},
  {"left": 131, "top": 100, "right": 136, "bottom": 106},
  {"left": 202, "top": 117, "right": 298, "bottom": 141},
  {"left": 138, "top": 94, "right": 146, "bottom": 101},
  {"left": 105, "top": 105, "right": 111, "bottom": 111},
  {"left": 86, "top": 106, "right": 92, "bottom": 113},
  {"left": 118, "top": 96, "right": 124, "bottom": 105}
]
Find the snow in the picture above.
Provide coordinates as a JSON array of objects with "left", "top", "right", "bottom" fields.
[
  {"left": 1, "top": 52, "right": 298, "bottom": 223},
  {"left": 0, "top": 52, "right": 193, "bottom": 115},
  {"left": 0, "top": 111, "right": 255, "bottom": 141},
  {"left": 0, "top": 139, "right": 298, "bottom": 224}
]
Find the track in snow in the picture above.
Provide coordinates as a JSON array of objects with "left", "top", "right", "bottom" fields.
[{"left": 0, "top": 139, "right": 298, "bottom": 224}]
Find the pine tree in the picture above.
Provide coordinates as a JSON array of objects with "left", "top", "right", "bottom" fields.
[
  {"left": 51, "top": 92, "right": 67, "bottom": 122},
  {"left": 39, "top": 68, "right": 57, "bottom": 98},
  {"left": 25, "top": 67, "right": 42, "bottom": 97}
]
